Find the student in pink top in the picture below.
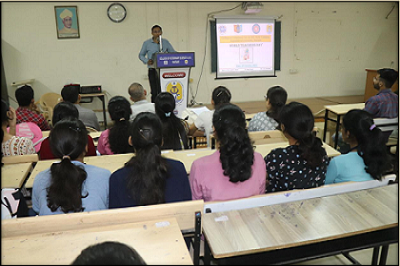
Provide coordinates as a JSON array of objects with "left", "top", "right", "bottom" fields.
[{"left": 189, "top": 103, "right": 266, "bottom": 202}]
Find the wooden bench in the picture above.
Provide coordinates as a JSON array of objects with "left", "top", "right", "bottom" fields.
[{"left": 2, "top": 154, "right": 39, "bottom": 164}]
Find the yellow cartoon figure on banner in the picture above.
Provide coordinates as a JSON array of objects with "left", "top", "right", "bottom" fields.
[{"left": 166, "top": 81, "right": 184, "bottom": 104}]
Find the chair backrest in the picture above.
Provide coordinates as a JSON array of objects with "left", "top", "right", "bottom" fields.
[
  {"left": 374, "top": 117, "right": 399, "bottom": 132},
  {"left": 1, "top": 154, "right": 39, "bottom": 164},
  {"left": 2, "top": 199, "right": 204, "bottom": 238},
  {"left": 39, "top": 93, "right": 62, "bottom": 125},
  {"left": 204, "top": 174, "right": 396, "bottom": 214},
  {"left": 248, "top": 130, "right": 287, "bottom": 145}
]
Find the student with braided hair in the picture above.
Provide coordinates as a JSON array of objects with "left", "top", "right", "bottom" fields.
[
  {"left": 325, "top": 109, "right": 392, "bottom": 184},
  {"left": 264, "top": 102, "right": 329, "bottom": 193},
  {"left": 188, "top": 86, "right": 232, "bottom": 147},
  {"left": 190, "top": 103, "right": 266, "bottom": 202},
  {"left": 97, "top": 96, "right": 134, "bottom": 155},
  {"left": 32, "top": 118, "right": 110, "bottom": 215},
  {"left": 248, "top": 86, "right": 287, "bottom": 132}
]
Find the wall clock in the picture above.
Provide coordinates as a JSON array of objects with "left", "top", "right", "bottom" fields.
[{"left": 107, "top": 3, "right": 126, "bottom": 23}]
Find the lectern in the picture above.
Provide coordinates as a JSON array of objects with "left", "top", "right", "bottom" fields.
[{"left": 155, "top": 52, "right": 195, "bottom": 118}]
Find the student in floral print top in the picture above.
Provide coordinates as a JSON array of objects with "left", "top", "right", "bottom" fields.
[{"left": 264, "top": 102, "right": 329, "bottom": 193}]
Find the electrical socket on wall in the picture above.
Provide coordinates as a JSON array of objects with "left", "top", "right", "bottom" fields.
[{"left": 289, "top": 69, "right": 298, "bottom": 74}]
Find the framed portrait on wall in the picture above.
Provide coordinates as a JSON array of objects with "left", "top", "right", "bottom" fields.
[{"left": 55, "top": 6, "right": 80, "bottom": 39}]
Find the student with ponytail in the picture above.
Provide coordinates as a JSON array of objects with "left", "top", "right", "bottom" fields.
[
  {"left": 325, "top": 109, "right": 392, "bottom": 184},
  {"left": 264, "top": 102, "right": 329, "bottom": 193},
  {"left": 190, "top": 104, "right": 266, "bottom": 202},
  {"left": 32, "top": 118, "right": 110, "bottom": 215},
  {"left": 188, "top": 86, "right": 232, "bottom": 147},
  {"left": 108, "top": 112, "right": 191, "bottom": 208},
  {"left": 97, "top": 96, "right": 134, "bottom": 155},
  {"left": 154, "top": 92, "right": 189, "bottom": 151},
  {"left": 248, "top": 86, "right": 287, "bottom": 132}
]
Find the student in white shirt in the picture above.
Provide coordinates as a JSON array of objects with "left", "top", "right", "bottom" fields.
[{"left": 127, "top": 82, "right": 155, "bottom": 121}]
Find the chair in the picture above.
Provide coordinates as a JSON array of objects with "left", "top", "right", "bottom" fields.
[{"left": 37, "top": 93, "right": 62, "bottom": 125}]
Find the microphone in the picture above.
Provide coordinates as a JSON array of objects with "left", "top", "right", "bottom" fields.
[{"left": 159, "top": 34, "right": 163, "bottom": 52}]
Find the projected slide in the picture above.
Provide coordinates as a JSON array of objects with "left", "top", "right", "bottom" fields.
[{"left": 216, "top": 17, "right": 275, "bottom": 78}]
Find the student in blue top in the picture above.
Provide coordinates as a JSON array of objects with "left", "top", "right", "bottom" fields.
[
  {"left": 325, "top": 109, "right": 392, "bottom": 184},
  {"left": 32, "top": 118, "right": 110, "bottom": 215},
  {"left": 108, "top": 112, "right": 191, "bottom": 209},
  {"left": 139, "top": 25, "right": 176, "bottom": 103}
]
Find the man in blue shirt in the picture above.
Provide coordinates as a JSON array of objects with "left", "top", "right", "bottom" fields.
[{"left": 138, "top": 25, "right": 176, "bottom": 103}]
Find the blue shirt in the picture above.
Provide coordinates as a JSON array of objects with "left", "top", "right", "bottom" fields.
[
  {"left": 32, "top": 161, "right": 111, "bottom": 215},
  {"left": 138, "top": 38, "right": 176, "bottom": 68},
  {"left": 325, "top": 152, "right": 374, "bottom": 184},
  {"left": 109, "top": 158, "right": 191, "bottom": 208},
  {"left": 364, "top": 89, "right": 398, "bottom": 118}
]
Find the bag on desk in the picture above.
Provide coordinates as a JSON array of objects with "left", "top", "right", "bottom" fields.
[{"left": 1, "top": 188, "right": 29, "bottom": 219}]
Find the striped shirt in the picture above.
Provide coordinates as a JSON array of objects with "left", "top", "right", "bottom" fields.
[{"left": 364, "top": 89, "right": 398, "bottom": 118}]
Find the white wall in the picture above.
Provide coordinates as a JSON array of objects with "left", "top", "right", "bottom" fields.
[{"left": 2, "top": 2, "right": 398, "bottom": 119}]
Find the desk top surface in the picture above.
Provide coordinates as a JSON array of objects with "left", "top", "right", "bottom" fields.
[
  {"left": 202, "top": 184, "right": 398, "bottom": 259},
  {"left": 2, "top": 217, "right": 192, "bottom": 265},
  {"left": 254, "top": 141, "right": 340, "bottom": 158},
  {"left": 2, "top": 163, "right": 32, "bottom": 189},
  {"left": 325, "top": 103, "right": 365, "bottom": 115}
]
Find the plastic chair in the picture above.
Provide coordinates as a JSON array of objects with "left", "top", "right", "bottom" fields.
[{"left": 38, "top": 93, "right": 62, "bottom": 125}]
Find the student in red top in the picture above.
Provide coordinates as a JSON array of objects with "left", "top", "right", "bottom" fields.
[
  {"left": 15, "top": 85, "right": 51, "bottom": 131},
  {"left": 39, "top": 102, "right": 97, "bottom": 160}
]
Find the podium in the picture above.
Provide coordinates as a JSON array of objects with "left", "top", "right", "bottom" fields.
[
  {"left": 155, "top": 52, "right": 195, "bottom": 118},
  {"left": 364, "top": 69, "right": 398, "bottom": 102}
]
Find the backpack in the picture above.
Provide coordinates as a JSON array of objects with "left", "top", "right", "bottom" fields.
[{"left": 1, "top": 188, "right": 29, "bottom": 219}]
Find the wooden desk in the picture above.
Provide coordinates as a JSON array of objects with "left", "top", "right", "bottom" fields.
[
  {"left": 202, "top": 184, "right": 398, "bottom": 264},
  {"left": 1, "top": 163, "right": 33, "bottom": 189},
  {"left": 25, "top": 154, "right": 134, "bottom": 188},
  {"left": 2, "top": 217, "right": 192, "bottom": 265},
  {"left": 254, "top": 141, "right": 341, "bottom": 158},
  {"left": 164, "top": 148, "right": 215, "bottom": 174},
  {"left": 80, "top": 92, "right": 107, "bottom": 128},
  {"left": 323, "top": 103, "right": 365, "bottom": 149}
]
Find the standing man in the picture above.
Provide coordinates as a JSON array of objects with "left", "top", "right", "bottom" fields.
[{"left": 139, "top": 25, "right": 176, "bottom": 103}]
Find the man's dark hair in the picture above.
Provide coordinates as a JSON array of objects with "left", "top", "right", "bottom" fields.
[
  {"left": 151, "top": 25, "right": 162, "bottom": 32},
  {"left": 15, "top": 85, "right": 34, "bottom": 106},
  {"left": 377, "top": 68, "right": 398, "bottom": 88},
  {"left": 61, "top": 85, "right": 80, "bottom": 103}
]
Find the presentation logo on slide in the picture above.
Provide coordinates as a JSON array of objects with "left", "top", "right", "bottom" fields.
[
  {"left": 218, "top": 25, "right": 226, "bottom": 34},
  {"left": 252, "top": 24, "right": 260, "bottom": 34},
  {"left": 234, "top": 25, "right": 242, "bottom": 33},
  {"left": 166, "top": 81, "right": 184, "bottom": 104},
  {"left": 267, "top": 25, "right": 273, "bottom": 34}
]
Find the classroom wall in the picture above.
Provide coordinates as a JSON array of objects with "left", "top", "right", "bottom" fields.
[{"left": 2, "top": 2, "right": 398, "bottom": 120}]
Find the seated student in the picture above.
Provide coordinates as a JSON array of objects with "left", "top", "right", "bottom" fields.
[
  {"left": 154, "top": 92, "right": 189, "bottom": 151},
  {"left": 15, "top": 85, "right": 51, "bottom": 131},
  {"left": 264, "top": 102, "right": 329, "bottom": 193},
  {"left": 188, "top": 86, "right": 231, "bottom": 147},
  {"left": 325, "top": 109, "right": 392, "bottom": 184},
  {"left": 72, "top": 241, "right": 146, "bottom": 265},
  {"left": 248, "top": 86, "right": 287, "bottom": 132},
  {"left": 109, "top": 112, "right": 191, "bottom": 208},
  {"left": 1, "top": 100, "right": 36, "bottom": 156},
  {"left": 61, "top": 84, "right": 100, "bottom": 131},
  {"left": 32, "top": 118, "right": 110, "bottom": 215},
  {"left": 128, "top": 82, "right": 155, "bottom": 121},
  {"left": 39, "top": 102, "right": 97, "bottom": 160},
  {"left": 97, "top": 96, "right": 134, "bottom": 155},
  {"left": 189, "top": 103, "right": 266, "bottom": 202}
]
